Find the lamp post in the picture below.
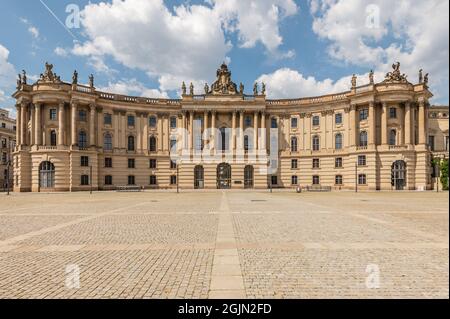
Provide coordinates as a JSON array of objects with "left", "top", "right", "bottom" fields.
[
  {"left": 355, "top": 162, "right": 358, "bottom": 193},
  {"left": 176, "top": 162, "right": 179, "bottom": 194},
  {"left": 89, "top": 165, "right": 93, "bottom": 195},
  {"left": 6, "top": 159, "right": 10, "bottom": 195}
]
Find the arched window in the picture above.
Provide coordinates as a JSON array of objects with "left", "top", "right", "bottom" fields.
[
  {"left": 78, "top": 131, "right": 87, "bottom": 148},
  {"left": 389, "top": 129, "right": 397, "bottom": 146},
  {"left": 312, "top": 135, "right": 320, "bottom": 151},
  {"left": 104, "top": 133, "right": 112, "bottom": 151},
  {"left": 127, "top": 135, "right": 135, "bottom": 151},
  {"left": 244, "top": 165, "right": 254, "bottom": 189},
  {"left": 359, "top": 131, "right": 368, "bottom": 147},
  {"left": 39, "top": 161, "right": 55, "bottom": 188},
  {"left": 335, "top": 133, "right": 343, "bottom": 150},
  {"left": 50, "top": 130, "right": 57, "bottom": 146},
  {"left": 291, "top": 136, "right": 298, "bottom": 152},
  {"left": 149, "top": 136, "right": 157, "bottom": 152},
  {"left": 194, "top": 165, "right": 204, "bottom": 189}
]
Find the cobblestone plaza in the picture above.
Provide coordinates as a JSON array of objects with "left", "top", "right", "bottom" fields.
[{"left": 0, "top": 190, "right": 448, "bottom": 299}]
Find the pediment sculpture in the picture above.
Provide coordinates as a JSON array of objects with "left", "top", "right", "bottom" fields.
[
  {"left": 209, "top": 63, "right": 238, "bottom": 95},
  {"left": 38, "top": 62, "right": 62, "bottom": 83},
  {"left": 383, "top": 62, "right": 409, "bottom": 84}
]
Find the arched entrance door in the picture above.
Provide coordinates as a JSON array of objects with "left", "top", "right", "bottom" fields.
[
  {"left": 194, "top": 165, "right": 204, "bottom": 189},
  {"left": 39, "top": 161, "right": 55, "bottom": 188},
  {"left": 391, "top": 160, "right": 407, "bottom": 190},
  {"left": 244, "top": 165, "right": 254, "bottom": 189},
  {"left": 217, "top": 163, "right": 231, "bottom": 189}
]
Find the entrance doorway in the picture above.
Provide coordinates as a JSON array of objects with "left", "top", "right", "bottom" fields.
[
  {"left": 244, "top": 165, "right": 254, "bottom": 189},
  {"left": 194, "top": 165, "right": 204, "bottom": 189},
  {"left": 39, "top": 161, "right": 55, "bottom": 188},
  {"left": 217, "top": 163, "right": 231, "bottom": 189},
  {"left": 391, "top": 160, "right": 407, "bottom": 190}
]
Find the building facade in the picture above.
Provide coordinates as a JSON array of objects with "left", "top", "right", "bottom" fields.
[
  {"left": 13, "top": 62, "right": 436, "bottom": 192},
  {"left": 0, "top": 108, "right": 16, "bottom": 190}
]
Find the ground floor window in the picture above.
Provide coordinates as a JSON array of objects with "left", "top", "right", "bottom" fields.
[
  {"left": 335, "top": 175, "right": 343, "bottom": 185},
  {"left": 291, "top": 175, "right": 298, "bottom": 185},
  {"left": 358, "top": 155, "right": 367, "bottom": 166},
  {"left": 81, "top": 174, "right": 89, "bottom": 186},
  {"left": 128, "top": 175, "right": 135, "bottom": 185},
  {"left": 128, "top": 158, "right": 135, "bottom": 169},
  {"left": 105, "top": 175, "right": 112, "bottom": 185},
  {"left": 335, "top": 157, "right": 343, "bottom": 168},
  {"left": 149, "top": 175, "right": 157, "bottom": 185},
  {"left": 291, "top": 159, "right": 298, "bottom": 169},
  {"left": 170, "top": 160, "right": 177, "bottom": 169},
  {"left": 105, "top": 158, "right": 112, "bottom": 168},
  {"left": 149, "top": 159, "right": 157, "bottom": 169},
  {"left": 81, "top": 156, "right": 89, "bottom": 167},
  {"left": 271, "top": 175, "right": 278, "bottom": 186},
  {"left": 170, "top": 175, "right": 177, "bottom": 185},
  {"left": 312, "top": 175, "right": 320, "bottom": 185},
  {"left": 358, "top": 174, "right": 367, "bottom": 185},
  {"left": 312, "top": 158, "right": 320, "bottom": 169},
  {"left": 39, "top": 161, "right": 55, "bottom": 188}
]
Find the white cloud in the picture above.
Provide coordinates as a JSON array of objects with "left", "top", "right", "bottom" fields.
[
  {"left": 0, "top": 44, "right": 17, "bottom": 113},
  {"left": 309, "top": 0, "right": 449, "bottom": 103},
  {"left": 70, "top": 0, "right": 298, "bottom": 92},
  {"left": 98, "top": 78, "right": 169, "bottom": 99},
  {"left": 54, "top": 47, "right": 68, "bottom": 57},
  {"left": 257, "top": 68, "right": 383, "bottom": 99},
  {"left": 28, "top": 26, "right": 39, "bottom": 39}
]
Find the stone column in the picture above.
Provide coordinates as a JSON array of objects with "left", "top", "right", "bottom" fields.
[
  {"left": 30, "top": 105, "right": 35, "bottom": 146},
  {"left": 211, "top": 111, "right": 216, "bottom": 151},
  {"left": 143, "top": 113, "right": 149, "bottom": 151},
  {"left": 35, "top": 103, "right": 41, "bottom": 146},
  {"left": 15, "top": 104, "right": 21, "bottom": 145},
  {"left": 404, "top": 102, "right": 412, "bottom": 145},
  {"left": 418, "top": 101, "right": 426, "bottom": 145},
  {"left": 189, "top": 111, "right": 194, "bottom": 151},
  {"left": 89, "top": 104, "right": 95, "bottom": 146},
  {"left": 164, "top": 114, "right": 170, "bottom": 151},
  {"left": 203, "top": 111, "right": 209, "bottom": 150},
  {"left": 71, "top": 103, "right": 77, "bottom": 146},
  {"left": 368, "top": 102, "right": 376, "bottom": 145},
  {"left": 20, "top": 102, "right": 27, "bottom": 145},
  {"left": 231, "top": 111, "right": 236, "bottom": 150},
  {"left": 113, "top": 111, "right": 119, "bottom": 149},
  {"left": 253, "top": 111, "right": 258, "bottom": 150},
  {"left": 381, "top": 102, "right": 388, "bottom": 145},
  {"left": 349, "top": 104, "right": 356, "bottom": 146},
  {"left": 58, "top": 102, "right": 66, "bottom": 146},
  {"left": 398, "top": 104, "right": 404, "bottom": 145},
  {"left": 238, "top": 111, "right": 244, "bottom": 150},
  {"left": 136, "top": 113, "right": 142, "bottom": 152},
  {"left": 181, "top": 111, "right": 187, "bottom": 150},
  {"left": 260, "top": 111, "right": 266, "bottom": 150},
  {"left": 157, "top": 114, "right": 163, "bottom": 151}
]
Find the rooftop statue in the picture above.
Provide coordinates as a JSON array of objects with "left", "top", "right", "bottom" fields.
[
  {"left": 239, "top": 82, "right": 244, "bottom": 95},
  {"left": 369, "top": 70, "right": 374, "bottom": 84},
  {"left": 419, "top": 69, "right": 423, "bottom": 83},
  {"left": 253, "top": 82, "right": 258, "bottom": 95},
  {"left": 181, "top": 82, "right": 186, "bottom": 95},
  {"left": 89, "top": 74, "right": 95, "bottom": 88},
  {"left": 72, "top": 70, "right": 78, "bottom": 85},
  {"left": 351, "top": 74, "right": 357, "bottom": 88},
  {"left": 210, "top": 63, "right": 237, "bottom": 95},
  {"left": 38, "top": 62, "right": 62, "bottom": 83},
  {"left": 383, "top": 62, "right": 409, "bottom": 83},
  {"left": 189, "top": 82, "right": 194, "bottom": 95}
]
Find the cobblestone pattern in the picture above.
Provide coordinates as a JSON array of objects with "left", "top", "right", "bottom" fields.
[
  {"left": 0, "top": 249, "right": 213, "bottom": 299},
  {"left": 17, "top": 215, "right": 219, "bottom": 246},
  {"left": 239, "top": 248, "right": 449, "bottom": 298}
]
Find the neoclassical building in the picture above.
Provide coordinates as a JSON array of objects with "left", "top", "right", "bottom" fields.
[
  {"left": 0, "top": 108, "right": 16, "bottom": 189},
  {"left": 13, "top": 62, "right": 436, "bottom": 192}
]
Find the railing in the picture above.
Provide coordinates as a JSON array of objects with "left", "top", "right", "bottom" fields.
[
  {"left": 356, "top": 146, "right": 368, "bottom": 151},
  {"left": 76, "top": 85, "right": 92, "bottom": 93},
  {"left": 36, "top": 146, "right": 58, "bottom": 151},
  {"left": 267, "top": 91, "right": 349, "bottom": 106},
  {"left": 389, "top": 145, "right": 408, "bottom": 150}
]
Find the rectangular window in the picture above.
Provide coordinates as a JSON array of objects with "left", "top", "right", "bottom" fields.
[
  {"left": 170, "top": 160, "right": 177, "bottom": 169},
  {"left": 428, "top": 135, "right": 435, "bottom": 151},
  {"left": 446, "top": 136, "right": 449, "bottom": 151},
  {"left": 104, "top": 113, "right": 112, "bottom": 125},
  {"left": 271, "top": 175, "right": 278, "bottom": 185},
  {"left": 127, "top": 115, "right": 135, "bottom": 127},
  {"left": 104, "top": 175, "right": 112, "bottom": 185},
  {"left": 335, "top": 157, "right": 343, "bottom": 168},
  {"left": 389, "top": 107, "right": 397, "bottom": 119},
  {"left": 170, "top": 139, "right": 177, "bottom": 152},
  {"left": 128, "top": 158, "right": 135, "bottom": 169},
  {"left": 149, "top": 116, "right": 157, "bottom": 128},
  {"left": 291, "top": 117, "right": 298, "bottom": 128},
  {"left": 291, "top": 159, "right": 298, "bottom": 169},
  {"left": 49, "top": 109, "right": 57, "bottom": 120},
  {"left": 170, "top": 175, "right": 177, "bottom": 185},
  {"left": 170, "top": 117, "right": 177, "bottom": 129},
  {"left": 81, "top": 175, "right": 89, "bottom": 186},
  {"left": 1, "top": 123, "right": 5, "bottom": 128},
  {"left": 358, "top": 174, "right": 367, "bottom": 185},
  {"left": 291, "top": 176, "right": 298, "bottom": 185},
  {"left": 358, "top": 155, "right": 367, "bottom": 166},
  {"left": 127, "top": 175, "right": 135, "bottom": 185},
  {"left": 312, "top": 158, "right": 320, "bottom": 169},
  {"left": 1, "top": 152, "right": 6, "bottom": 164},
  {"left": 78, "top": 110, "right": 87, "bottom": 122},
  {"left": 335, "top": 175, "right": 343, "bottom": 185},
  {"left": 149, "top": 175, "right": 157, "bottom": 185},
  {"left": 312, "top": 115, "right": 320, "bottom": 126},
  {"left": 312, "top": 175, "right": 320, "bottom": 185},
  {"left": 80, "top": 156, "right": 89, "bottom": 167},
  {"left": 359, "top": 109, "right": 368, "bottom": 121},
  {"left": 335, "top": 113, "right": 343, "bottom": 124},
  {"left": 105, "top": 157, "right": 112, "bottom": 168},
  {"left": 149, "top": 159, "right": 157, "bottom": 169}
]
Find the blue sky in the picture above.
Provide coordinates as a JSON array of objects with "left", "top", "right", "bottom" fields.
[{"left": 0, "top": 0, "right": 448, "bottom": 117}]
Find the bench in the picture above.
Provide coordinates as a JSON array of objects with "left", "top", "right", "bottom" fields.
[
  {"left": 116, "top": 185, "right": 142, "bottom": 192},
  {"left": 304, "top": 185, "right": 332, "bottom": 192}
]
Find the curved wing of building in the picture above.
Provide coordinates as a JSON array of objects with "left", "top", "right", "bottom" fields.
[{"left": 12, "top": 62, "right": 437, "bottom": 192}]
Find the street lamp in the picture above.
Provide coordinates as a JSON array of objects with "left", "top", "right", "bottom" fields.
[
  {"left": 355, "top": 162, "right": 358, "bottom": 193},
  {"left": 6, "top": 159, "right": 11, "bottom": 196}
]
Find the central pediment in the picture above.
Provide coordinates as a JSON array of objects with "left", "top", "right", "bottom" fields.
[{"left": 209, "top": 62, "right": 241, "bottom": 95}]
